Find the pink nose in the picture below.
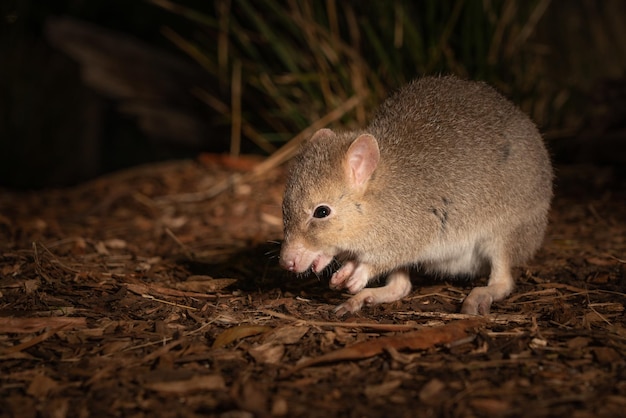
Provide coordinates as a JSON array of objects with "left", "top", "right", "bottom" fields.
[{"left": 280, "top": 258, "right": 295, "bottom": 271}]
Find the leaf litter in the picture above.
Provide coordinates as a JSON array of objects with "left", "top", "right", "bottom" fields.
[{"left": 0, "top": 158, "right": 625, "bottom": 417}]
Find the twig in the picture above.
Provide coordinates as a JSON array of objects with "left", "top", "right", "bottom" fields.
[
  {"left": 116, "top": 336, "right": 175, "bottom": 354},
  {"left": 193, "top": 88, "right": 276, "bottom": 154},
  {"left": 515, "top": 0, "right": 551, "bottom": 49},
  {"left": 396, "top": 311, "right": 531, "bottom": 325},
  {"left": 157, "top": 93, "right": 366, "bottom": 203},
  {"left": 33, "top": 241, "right": 83, "bottom": 276},
  {"left": 141, "top": 293, "right": 199, "bottom": 311},
  {"left": 1, "top": 324, "right": 73, "bottom": 354},
  {"left": 586, "top": 290, "right": 613, "bottom": 326},
  {"left": 406, "top": 292, "right": 464, "bottom": 302},
  {"left": 230, "top": 59, "right": 242, "bottom": 157},
  {"left": 164, "top": 228, "right": 194, "bottom": 259},
  {"left": 258, "top": 308, "right": 520, "bottom": 328},
  {"left": 258, "top": 309, "right": 421, "bottom": 331},
  {"left": 507, "top": 288, "right": 560, "bottom": 303}
]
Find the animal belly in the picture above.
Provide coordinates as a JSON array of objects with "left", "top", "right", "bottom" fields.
[{"left": 419, "top": 238, "right": 488, "bottom": 277}]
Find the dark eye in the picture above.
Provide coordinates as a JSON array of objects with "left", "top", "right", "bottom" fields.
[{"left": 313, "top": 205, "right": 331, "bottom": 219}]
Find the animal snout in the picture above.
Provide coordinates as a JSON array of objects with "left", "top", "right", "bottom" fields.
[{"left": 280, "top": 257, "right": 296, "bottom": 271}]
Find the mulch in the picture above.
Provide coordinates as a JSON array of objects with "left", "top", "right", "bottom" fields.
[{"left": 1, "top": 156, "right": 625, "bottom": 418}]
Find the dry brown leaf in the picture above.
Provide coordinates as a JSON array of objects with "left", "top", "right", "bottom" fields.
[
  {"left": 364, "top": 379, "right": 403, "bottom": 399},
  {"left": 105, "top": 238, "right": 127, "bottom": 249},
  {"left": 590, "top": 302, "right": 624, "bottom": 313},
  {"left": 567, "top": 336, "right": 591, "bottom": 349},
  {"left": 235, "top": 379, "right": 269, "bottom": 415},
  {"left": 262, "top": 326, "right": 309, "bottom": 345},
  {"left": 26, "top": 374, "right": 59, "bottom": 398},
  {"left": 0, "top": 317, "right": 87, "bottom": 334},
  {"left": 289, "top": 319, "right": 483, "bottom": 374},
  {"left": 144, "top": 374, "right": 225, "bottom": 393},
  {"left": 94, "top": 241, "right": 109, "bottom": 255},
  {"left": 79, "top": 327, "right": 105, "bottom": 338},
  {"left": 176, "top": 275, "right": 237, "bottom": 292},
  {"left": 588, "top": 273, "right": 611, "bottom": 284},
  {"left": 583, "top": 311, "right": 608, "bottom": 326},
  {"left": 271, "top": 397, "right": 289, "bottom": 416},
  {"left": 124, "top": 281, "right": 217, "bottom": 299},
  {"left": 592, "top": 347, "right": 622, "bottom": 364},
  {"left": 1, "top": 263, "right": 20, "bottom": 276},
  {"left": 586, "top": 256, "right": 617, "bottom": 266},
  {"left": 210, "top": 348, "right": 246, "bottom": 363},
  {"left": 100, "top": 340, "right": 131, "bottom": 355},
  {"left": 249, "top": 342, "right": 285, "bottom": 364},
  {"left": 23, "top": 279, "right": 40, "bottom": 294},
  {"left": 212, "top": 324, "right": 272, "bottom": 348},
  {"left": 470, "top": 398, "right": 511, "bottom": 415},
  {"left": 419, "top": 378, "right": 446, "bottom": 403}
]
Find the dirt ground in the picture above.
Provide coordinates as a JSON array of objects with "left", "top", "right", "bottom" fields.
[{"left": 1, "top": 155, "right": 625, "bottom": 418}]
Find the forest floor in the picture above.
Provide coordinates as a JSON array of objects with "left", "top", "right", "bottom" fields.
[{"left": 1, "top": 156, "right": 625, "bottom": 418}]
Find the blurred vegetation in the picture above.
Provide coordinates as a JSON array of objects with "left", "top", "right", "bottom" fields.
[
  {"left": 148, "top": 0, "right": 559, "bottom": 155},
  {"left": 1, "top": 0, "right": 625, "bottom": 188}
]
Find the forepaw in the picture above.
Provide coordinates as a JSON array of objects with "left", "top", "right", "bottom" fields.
[
  {"left": 329, "top": 261, "right": 356, "bottom": 290},
  {"left": 334, "top": 290, "right": 376, "bottom": 317},
  {"left": 333, "top": 270, "right": 412, "bottom": 317},
  {"left": 330, "top": 262, "right": 370, "bottom": 294},
  {"left": 461, "top": 287, "right": 494, "bottom": 315}
]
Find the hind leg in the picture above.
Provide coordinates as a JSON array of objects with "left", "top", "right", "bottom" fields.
[
  {"left": 461, "top": 250, "right": 514, "bottom": 315},
  {"left": 462, "top": 214, "right": 548, "bottom": 315}
]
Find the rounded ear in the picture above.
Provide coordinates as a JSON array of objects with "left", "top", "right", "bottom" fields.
[
  {"left": 309, "top": 128, "right": 335, "bottom": 142},
  {"left": 344, "top": 134, "right": 380, "bottom": 188}
]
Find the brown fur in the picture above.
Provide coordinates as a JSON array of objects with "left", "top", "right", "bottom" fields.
[{"left": 280, "top": 76, "right": 553, "bottom": 315}]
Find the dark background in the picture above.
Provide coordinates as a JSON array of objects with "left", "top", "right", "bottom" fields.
[{"left": 1, "top": 0, "right": 625, "bottom": 189}]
